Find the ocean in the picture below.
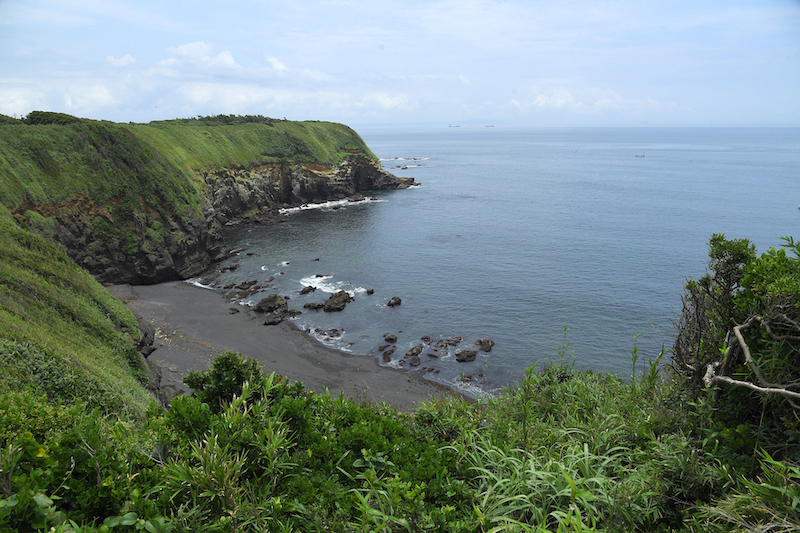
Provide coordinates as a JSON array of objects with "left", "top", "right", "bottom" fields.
[{"left": 196, "top": 126, "right": 800, "bottom": 397}]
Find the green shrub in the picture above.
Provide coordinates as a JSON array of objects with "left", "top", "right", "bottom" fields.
[{"left": 183, "top": 351, "right": 268, "bottom": 412}]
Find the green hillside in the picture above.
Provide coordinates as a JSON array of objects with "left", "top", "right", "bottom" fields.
[
  {"left": 0, "top": 111, "right": 375, "bottom": 209},
  {"left": 0, "top": 206, "right": 154, "bottom": 428}
]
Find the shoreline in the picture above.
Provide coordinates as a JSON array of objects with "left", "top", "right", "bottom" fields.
[{"left": 109, "top": 281, "right": 463, "bottom": 411}]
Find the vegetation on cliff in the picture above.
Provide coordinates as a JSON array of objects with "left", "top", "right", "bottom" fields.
[
  {"left": 0, "top": 206, "right": 154, "bottom": 435},
  {"left": 0, "top": 112, "right": 383, "bottom": 283},
  {"left": 0, "top": 112, "right": 375, "bottom": 209}
]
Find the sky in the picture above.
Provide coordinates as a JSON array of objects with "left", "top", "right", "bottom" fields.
[{"left": 1, "top": 0, "right": 799, "bottom": 126}]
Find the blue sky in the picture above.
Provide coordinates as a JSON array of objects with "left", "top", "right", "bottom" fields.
[{"left": 1, "top": 0, "right": 798, "bottom": 126}]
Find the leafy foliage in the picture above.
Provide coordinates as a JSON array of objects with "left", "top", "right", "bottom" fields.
[{"left": 673, "top": 234, "right": 800, "bottom": 462}]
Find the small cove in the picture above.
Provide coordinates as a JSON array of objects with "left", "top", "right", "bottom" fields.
[{"left": 197, "top": 126, "right": 800, "bottom": 396}]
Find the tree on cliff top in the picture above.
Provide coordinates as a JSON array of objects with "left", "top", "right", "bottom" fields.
[{"left": 673, "top": 234, "right": 800, "bottom": 457}]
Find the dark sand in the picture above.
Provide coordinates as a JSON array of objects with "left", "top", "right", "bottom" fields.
[{"left": 109, "top": 282, "right": 460, "bottom": 411}]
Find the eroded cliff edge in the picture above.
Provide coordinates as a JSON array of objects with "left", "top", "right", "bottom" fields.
[{"left": 0, "top": 112, "right": 414, "bottom": 285}]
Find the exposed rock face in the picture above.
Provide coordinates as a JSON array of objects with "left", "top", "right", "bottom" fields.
[
  {"left": 254, "top": 294, "right": 289, "bottom": 325},
  {"left": 203, "top": 156, "right": 414, "bottom": 225},
  {"left": 14, "top": 155, "right": 414, "bottom": 285}
]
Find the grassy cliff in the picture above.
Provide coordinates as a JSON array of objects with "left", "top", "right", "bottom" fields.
[
  {"left": 0, "top": 112, "right": 382, "bottom": 283},
  {"left": 0, "top": 112, "right": 375, "bottom": 209},
  {"left": 0, "top": 206, "right": 154, "bottom": 429}
]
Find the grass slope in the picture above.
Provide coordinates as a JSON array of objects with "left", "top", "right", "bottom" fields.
[
  {"left": 0, "top": 206, "right": 154, "bottom": 421},
  {"left": 0, "top": 112, "right": 376, "bottom": 210}
]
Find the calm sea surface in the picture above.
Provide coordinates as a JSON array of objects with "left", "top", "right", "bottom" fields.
[{"left": 197, "top": 126, "right": 800, "bottom": 397}]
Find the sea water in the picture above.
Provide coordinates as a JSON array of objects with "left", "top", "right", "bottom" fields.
[{"left": 196, "top": 126, "right": 800, "bottom": 396}]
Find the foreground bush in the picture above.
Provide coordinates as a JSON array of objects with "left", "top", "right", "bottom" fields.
[{"left": 3, "top": 348, "right": 797, "bottom": 532}]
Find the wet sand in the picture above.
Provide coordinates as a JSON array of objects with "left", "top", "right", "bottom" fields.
[{"left": 109, "top": 281, "right": 461, "bottom": 411}]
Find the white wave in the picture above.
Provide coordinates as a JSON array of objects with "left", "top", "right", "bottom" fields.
[
  {"left": 280, "top": 261, "right": 291, "bottom": 266},
  {"left": 292, "top": 318, "right": 354, "bottom": 352},
  {"left": 279, "top": 197, "right": 380, "bottom": 215},
  {"left": 379, "top": 157, "right": 430, "bottom": 161},
  {"left": 185, "top": 278, "right": 215, "bottom": 290},
  {"left": 260, "top": 265, "right": 269, "bottom": 271},
  {"left": 299, "top": 274, "right": 337, "bottom": 293},
  {"left": 383, "top": 358, "right": 405, "bottom": 370},
  {"left": 298, "top": 275, "right": 366, "bottom": 297}
]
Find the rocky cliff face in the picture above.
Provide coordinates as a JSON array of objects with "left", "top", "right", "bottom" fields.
[
  {"left": 14, "top": 156, "right": 413, "bottom": 285},
  {"left": 203, "top": 155, "right": 414, "bottom": 224}
]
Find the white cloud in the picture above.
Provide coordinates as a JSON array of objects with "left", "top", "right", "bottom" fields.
[
  {"left": 511, "top": 87, "right": 677, "bottom": 117},
  {"left": 265, "top": 57, "right": 287, "bottom": 73},
  {"left": 163, "top": 42, "right": 239, "bottom": 70},
  {"left": 0, "top": 84, "right": 44, "bottom": 116},
  {"left": 64, "top": 84, "right": 116, "bottom": 111},
  {"left": 107, "top": 54, "right": 136, "bottom": 67}
]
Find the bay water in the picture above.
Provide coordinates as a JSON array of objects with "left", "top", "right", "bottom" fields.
[{"left": 197, "top": 126, "right": 800, "bottom": 397}]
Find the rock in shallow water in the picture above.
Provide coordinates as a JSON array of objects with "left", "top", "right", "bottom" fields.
[
  {"left": 254, "top": 294, "right": 287, "bottom": 314},
  {"left": 324, "top": 290, "right": 353, "bottom": 312},
  {"left": 475, "top": 338, "right": 495, "bottom": 352},
  {"left": 405, "top": 344, "right": 424, "bottom": 358},
  {"left": 456, "top": 349, "right": 478, "bottom": 363}
]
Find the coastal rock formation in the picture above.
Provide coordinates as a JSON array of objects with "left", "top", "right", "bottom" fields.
[
  {"left": 14, "top": 192, "right": 227, "bottom": 284},
  {"left": 324, "top": 290, "right": 354, "bottom": 312},
  {"left": 475, "top": 338, "right": 495, "bottom": 352},
  {"left": 456, "top": 349, "right": 478, "bottom": 363},
  {"left": 254, "top": 294, "right": 289, "bottom": 325},
  {"left": 204, "top": 156, "right": 414, "bottom": 226},
  {"left": 405, "top": 344, "right": 424, "bottom": 358},
  {"left": 254, "top": 294, "right": 288, "bottom": 314},
  {"left": 387, "top": 296, "right": 402, "bottom": 307},
  {"left": 13, "top": 156, "right": 413, "bottom": 285}
]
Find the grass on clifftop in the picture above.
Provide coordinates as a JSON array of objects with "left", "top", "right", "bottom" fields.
[
  {"left": 0, "top": 207, "right": 154, "bottom": 425},
  {"left": 0, "top": 112, "right": 376, "bottom": 209}
]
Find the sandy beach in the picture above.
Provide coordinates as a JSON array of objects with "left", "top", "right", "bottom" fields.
[{"left": 109, "top": 281, "right": 461, "bottom": 411}]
